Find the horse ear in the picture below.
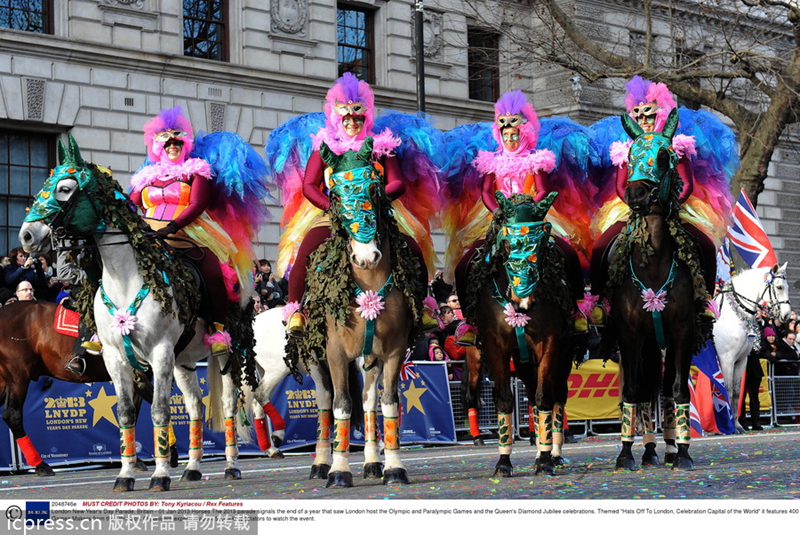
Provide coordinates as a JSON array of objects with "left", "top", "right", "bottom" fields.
[
  {"left": 359, "top": 136, "right": 373, "bottom": 158},
  {"left": 621, "top": 113, "right": 643, "bottom": 140},
  {"left": 662, "top": 108, "right": 680, "bottom": 140},
  {"left": 68, "top": 134, "right": 85, "bottom": 167},
  {"left": 534, "top": 191, "right": 558, "bottom": 220},
  {"left": 494, "top": 190, "right": 513, "bottom": 213},
  {"left": 57, "top": 139, "right": 69, "bottom": 166},
  {"left": 318, "top": 142, "right": 340, "bottom": 168}
]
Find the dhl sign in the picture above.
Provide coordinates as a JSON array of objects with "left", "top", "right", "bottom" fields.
[{"left": 565, "top": 359, "right": 621, "bottom": 421}]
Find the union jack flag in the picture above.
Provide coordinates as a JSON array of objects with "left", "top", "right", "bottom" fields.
[
  {"left": 688, "top": 380, "right": 704, "bottom": 438},
  {"left": 400, "top": 349, "right": 418, "bottom": 381},
  {"left": 727, "top": 188, "right": 778, "bottom": 268}
]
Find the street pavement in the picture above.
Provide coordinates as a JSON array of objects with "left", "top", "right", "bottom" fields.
[{"left": 1, "top": 428, "right": 798, "bottom": 501}]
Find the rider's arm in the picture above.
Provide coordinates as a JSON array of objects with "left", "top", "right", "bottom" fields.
[
  {"left": 676, "top": 156, "right": 694, "bottom": 203},
  {"left": 616, "top": 163, "right": 628, "bottom": 200},
  {"left": 531, "top": 171, "right": 549, "bottom": 203},
  {"left": 170, "top": 173, "right": 212, "bottom": 230},
  {"left": 383, "top": 155, "right": 405, "bottom": 200},
  {"left": 482, "top": 172, "right": 500, "bottom": 213},
  {"left": 302, "top": 151, "right": 331, "bottom": 211}
]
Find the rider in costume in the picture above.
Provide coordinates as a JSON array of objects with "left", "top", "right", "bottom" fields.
[
  {"left": 280, "top": 73, "right": 437, "bottom": 335},
  {"left": 129, "top": 106, "right": 268, "bottom": 357},
  {"left": 590, "top": 77, "right": 728, "bottom": 310},
  {"left": 446, "top": 90, "right": 589, "bottom": 344}
]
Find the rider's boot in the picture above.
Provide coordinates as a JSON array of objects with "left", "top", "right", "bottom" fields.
[
  {"left": 66, "top": 322, "right": 101, "bottom": 376},
  {"left": 283, "top": 301, "right": 307, "bottom": 338},
  {"left": 422, "top": 297, "right": 443, "bottom": 332},
  {"left": 455, "top": 322, "right": 476, "bottom": 347},
  {"left": 206, "top": 322, "right": 232, "bottom": 358}
]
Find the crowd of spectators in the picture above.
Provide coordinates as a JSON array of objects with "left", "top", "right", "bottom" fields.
[{"left": 1, "top": 247, "right": 63, "bottom": 307}]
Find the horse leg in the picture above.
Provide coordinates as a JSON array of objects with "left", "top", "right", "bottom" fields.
[
  {"left": 173, "top": 365, "right": 204, "bottom": 483},
  {"left": 147, "top": 358, "right": 180, "bottom": 491},
  {"left": 615, "top": 402, "right": 637, "bottom": 470},
  {"left": 380, "top": 356, "right": 408, "bottom": 485},
  {"left": 489, "top": 357, "right": 515, "bottom": 477},
  {"left": 362, "top": 362, "right": 384, "bottom": 479},
  {"left": 109, "top": 367, "right": 139, "bottom": 491},
  {"left": 639, "top": 402, "right": 659, "bottom": 466},
  {"left": 551, "top": 403, "right": 566, "bottom": 466},
  {"left": 671, "top": 343, "right": 695, "bottom": 471},
  {"left": 308, "top": 360, "right": 333, "bottom": 480},
  {"left": 464, "top": 347, "right": 484, "bottom": 446},
  {"left": 326, "top": 358, "right": 354, "bottom": 488},
  {"left": 2, "top": 385, "right": 54, "bottom": 476},
  {"left": 662, "top": 397, "right": 677, "bottom": 463}
]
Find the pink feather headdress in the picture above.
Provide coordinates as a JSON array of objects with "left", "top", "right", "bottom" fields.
[
  {"left": 492, "top": 90, "right": 540, "bottom": 156},
  {"left": 323, "top": 72, "right": 375, "bottom": 142},
  {"left": 142, "top": 106, "right": 195, "bottom": 164},
  {"left": 624, "top": 76, "right": 676, "bottom": 132}
]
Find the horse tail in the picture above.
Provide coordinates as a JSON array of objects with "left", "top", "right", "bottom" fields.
[
  {"left": 235, "top": 380, "right": 256, "bottom": 445},
  {"left": 206, "top": 354, "right": 226, "bottom": 434}
]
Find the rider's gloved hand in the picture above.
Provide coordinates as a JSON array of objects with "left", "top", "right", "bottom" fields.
[{"left": 153, "top": 221, "right": 179, "bottom": 239}]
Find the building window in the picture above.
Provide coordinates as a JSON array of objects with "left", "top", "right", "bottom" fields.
[
  {"left": 337, "top": 4, "right": 374, "bottom": 83},
  {"left": 183, "top": 0, "right": 228, "bottom": 61},
  {"left": 0, "top": 0, "right": 51, "bottom": 33},
  {"left": 468, "top": 28, "right": 499, "bottom": 102},
  {"left": 0, "top": 131, "right": 54, "bottom": 256},
  {"left": 675, "top": 39, "right": 702, "bottom": 110}
]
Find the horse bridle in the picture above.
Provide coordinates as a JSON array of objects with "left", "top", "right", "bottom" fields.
[{"left": 722, "top": 271, "right": 790, "bottom": 319}]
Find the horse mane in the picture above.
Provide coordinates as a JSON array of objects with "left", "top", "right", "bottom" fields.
[
  {"left": 283, "top": 185, "right": 426, "bottom": 377},
  {"left": 74, "top": 163, "right": 200, "bottom": 335},
  {"left": 461, "top": 193, "right": 572, "bottom": 331}
]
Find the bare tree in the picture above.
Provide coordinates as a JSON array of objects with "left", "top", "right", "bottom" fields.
[{"left": 451, "top": 0, "right": 800, "bottom": 205}]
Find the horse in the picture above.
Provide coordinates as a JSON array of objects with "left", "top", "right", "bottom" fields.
[
  {"left": 463, "top": 191, "right": 575, "bottom": 477},
  {"left": 0, "top": 301, "right": 162, "bottom": 476},
  {"left": 606, "top": 108, "right": 705, "bottom": 471},
  {"left": 460, "top": 345, "right": 486, "bottom": 446},
  {"left": 243, "top": 306, "right": 365, "bottom": 477},
  {"left": 714, "top": 264, "right": 791, "bottom": 433},
  {"left": 285, "top": 142, "right": 423, "bottom": 487},
  {"left": 18, "top": 135, "right": 248, "bottom": 491}
]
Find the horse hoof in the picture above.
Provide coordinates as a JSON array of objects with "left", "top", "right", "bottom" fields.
[
  {"left": 473, "top": 437, "right": 485, "bottom": 446},
  {"left": 170, "top": 446, "right": 179, "bottom": 468},
  {"left": 113, "top": 478, "right": 135, "bottom": 492},
  {"left": 664, "top": 452, "right": 676, "bottom": 464},
  {"left": 535, "top": 461, "right": 556, "bottom": 476},
  {"left": 181, "top": 469, "right": 202, "bottom": 482},
  {"left": 615, "top": 456, "right": 637, "bottom": 471},
  {"left": 148, "top": 477, "right": 171, "bottom": 491},
  {"left": 383, "top": 468, "right": 409, "bottom": 485},
  {"left": 309, "top": 464, "right": 330, "bottom": 480},
  {"left": 493, "top": 455, "right": 514, "bottom": 478},
  {"left": 363, "top": 462, "right": 383, "bottom": 479},
  {"left": 641, "top": 443, "right": 659, "bottom": 466},
  {"left": 34, "top": 462, "right": 55, "bottom": 477},
  {"left": 671, "top": 456, "right": 695, "bottom": 471},
  {"left": 325, "top": 471, "right": 353, "bottom": 488},
  {"left": 134, "top": 458, "right": 149, "bottom": 472},
  {"left": 268, "top": 449, "right": 285, "bottom": 459},
  {"left": 224, "top": 468, "right": 242, "bottom": 480},
  {"left": 552, "top": 456, "right": 566, "bottom": 467}
]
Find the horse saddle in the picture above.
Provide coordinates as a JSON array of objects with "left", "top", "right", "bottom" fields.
[{"left": 54, "top": 304, "right": 80, "bottom": 338}]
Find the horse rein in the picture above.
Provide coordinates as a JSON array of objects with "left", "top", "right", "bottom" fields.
[{"left": 721, "top": 272, "right": 789, "bottom": 320}]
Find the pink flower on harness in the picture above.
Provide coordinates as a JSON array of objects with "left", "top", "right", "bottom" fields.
[
  {"left": 641, "top": 288, "right": 668, "bottom": 312},
  {"left": 355, "top": 290, "right": 385, "bottom": 320},
  {"left": 204, "top": 330, "right": 231, "bottom": 348},
  {"left": 111, "top": 310, "right": 137, "bottom": 336},
  {"left": 503, "top": 303, "right": 530, "bottom": 328}
]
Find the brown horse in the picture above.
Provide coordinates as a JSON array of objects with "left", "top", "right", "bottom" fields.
[
  {"left": 287, "top": 146, "right": 422, "bottom": 488},
  {"left": 607, "top": 109, "right": 703, "bottom": 470},
  {"left": 0, "top": 301, "right": 152, "bottom": 475},
  {"left": 464, "top": 191, "right": 575, "bottom": 476}
]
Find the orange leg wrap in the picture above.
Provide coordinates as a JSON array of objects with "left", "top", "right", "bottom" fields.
[
  {"left": 384, "top": 416, "right": 400, "bottom": 451},
  {"left": 317, "top": 409, "right": 332, "bottom": 441},
  {"left": 189, "top": 418, "right": 203, "bottom": 460},
  {"left": 120, "top": 426, "right": 136, "bottom": 460},
  {"left": 224, "top": 416, "right": 237, "bottom": 458},
  {"left": 364, "top": 411, "right": 378, "bottom": 444},
  {"left": 468, "top": 408, "right": 480, "bottom": 437},
  {"left": 154, "top": 425, "right": 170, "bottom": 462},
  {"left": 333, "top": 418, "right": 350, "bottom": 454}
]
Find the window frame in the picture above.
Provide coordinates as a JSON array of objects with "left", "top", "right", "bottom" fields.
[
  {"left": 183, "top": 0, "right": 229, "bottom": 62},
  {"left": 336, "top": 3, "right": 375, "bottom": 84},
  {"left": 0, "top": 0, "right": 53, "bottom": 34},
  {"left": 467, "top": 27, "right": 500, "bottom": 103}
]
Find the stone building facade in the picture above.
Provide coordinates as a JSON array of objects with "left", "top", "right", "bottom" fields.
[{"left": 2, "top": 0, "right": 799, "bottom": 302}]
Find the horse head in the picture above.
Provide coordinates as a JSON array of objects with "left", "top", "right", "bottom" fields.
[
  {"left": 622, "top": 107, "right": 680, "bottom": 215},
  {"left": 323, "top": 138, "right": 383, "bottom": 270},
  {"left": 19, "top": 134, "right": 106, "bottom": 255},
  {"left": 764, "top": 262, "right": 792, "bottom": 323},
  {"left": 494, "top": 190, "right": 556, "bottom": 309}
]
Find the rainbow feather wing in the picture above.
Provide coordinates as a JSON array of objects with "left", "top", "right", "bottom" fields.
[
  {"left": 439, "top": 122, "right": 496, "bottom": 280},
  {"left": 537, "top": 116, "right": 600, "bottom": 267},
  {"left": 374, "top": 111, "right": 445, "bottom": 274},
  {"left": 676, "top": 108, "right": 738, "bottom": 246}
]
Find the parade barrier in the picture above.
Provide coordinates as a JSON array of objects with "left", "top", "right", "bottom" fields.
[{"left": 0, "top": 358, "right": 797, "bottom": 471}]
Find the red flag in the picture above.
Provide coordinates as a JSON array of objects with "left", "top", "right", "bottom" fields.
[{"left": 727, "top": 188, "right": 778, "bottom": 268}]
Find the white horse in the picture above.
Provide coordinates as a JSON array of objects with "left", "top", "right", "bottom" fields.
[
  {"left": 713, "top": 263, "right": 791, "bottom": 433},
  {"left": 19, "top": 138, "right": 245, "bottom": 491}
]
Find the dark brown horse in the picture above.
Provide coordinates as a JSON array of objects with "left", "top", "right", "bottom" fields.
[
  {"left": 465, "top": 191, "right": 574, "bottom": 476},
  {"left": 607, "top": 109, "right": 703, "bottom": 470},
  {"left": 0, "top": 301, "right": 152, "bottom": 475}
]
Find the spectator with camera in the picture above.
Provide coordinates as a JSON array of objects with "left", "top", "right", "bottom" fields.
[
  {"left": 254, "top": 259, "right": 286, "bottom": 310},
  {"left": 3, "top": 246, "right": 47, "bottom": 299}
]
